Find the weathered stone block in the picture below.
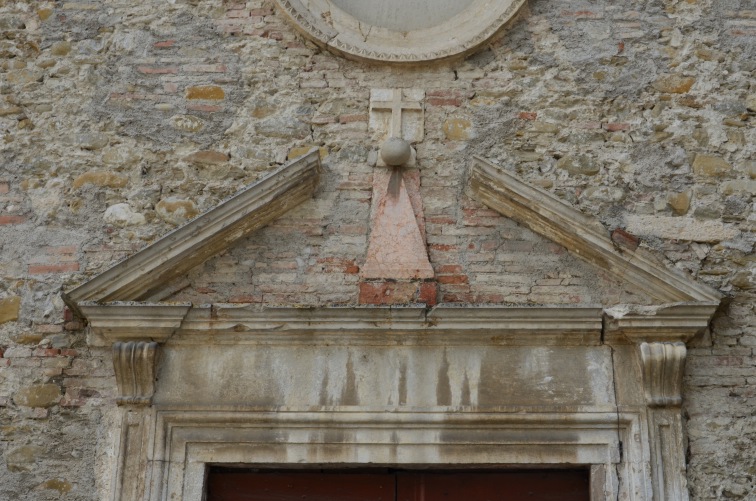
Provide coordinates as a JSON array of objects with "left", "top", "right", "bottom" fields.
[
  {"left": 184, "top": 150, "right": 229, "bottom": 165},
  {"left": 170, "top": 114, "right": 205, "bottom": 132},
  {"left": 5, "top": 445, "right": 45, "bottom": 472},
  {"left": 50, "top": 41, "right": 71, "bottom": 56},
  {"left": 7, "top": 69, "right": 42, "bottom": 85},
  {"left": 746, "top": 94, "right": 756, "bottom": 112},
  {"left": 721, "top": 180, "right": 756, "bottom": 195},
  {"left": 668, "top": 191, "right": 692, "bottom": 215},
  {"left": 583, "top": 186, "right": 625, "bottom": 202},
  {"left": 731, "top": 270, "right": 754, "bottom": 290},
  {"left": 13, "top": 384, "right": 61, "bottom": 408},
  {"left": 257, "top": 116, "right": 312, "bottom": 139},
  {"left": 76, "top": 133, "right": 109, "bottom": 150},
  {"left": 0, "top": 106, "right": 23, "bottom": 116},
  {"left": 531, "top": 121, "right": 559, "bottom": 133},
  {"left": 557, "top": 155, "right": 600, "bottom": 176},
  {"left": 72, "top": 171, "right": 128, "bottom": 189},
  {"left": 0, "top": 295, "right": 21, "bottom": 324},
  {"left": 288, "top": 146, "right": 328, "bottom": 160},
  {"left": 693, "top": 154, "right": 732, "bottom": 177},
  {"left": 186, "top": 86, "right": 225, "bottom": 100},
  {"left": 442, "top": 117, "right": 473, "bottom": 140},
  {"left": 625, "top": 215, "right": 738, "bottom": 242},
  {"left": 104, "top": 203, "right": 146, "bottom": 226},
  {"left": 653, "top": 74, "right": 695, "bottom": 93},
  {"left": 39, "top": 479, "right": 73, "bottom": 493},
  {"left": 37, "top": 8, "right": 53, "bottom": 20},
  {"left": 156, "top": 197, "right": 199, "bottom": 225}
]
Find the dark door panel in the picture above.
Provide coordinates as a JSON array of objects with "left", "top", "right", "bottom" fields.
[
  {"left": 207, "top": 468, "right": 589, "bottom": 501},
  {"left": 206, "top": 471, "right": 394, "bottom": 501},
  {"left": 396, "top": 471, "right": 590, "bottom": 501}
]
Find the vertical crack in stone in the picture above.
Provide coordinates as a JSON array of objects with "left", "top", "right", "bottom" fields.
[{"left": 603, "top": 313, "right": 623, "bottom": 500}]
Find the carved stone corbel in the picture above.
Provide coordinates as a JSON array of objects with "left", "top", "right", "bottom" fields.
[
  {"left": 112, "top": 341, "right": 159, "bottom": 406},
  {"left": 639, "top": 342, "right": 686, "bottom": 407}
]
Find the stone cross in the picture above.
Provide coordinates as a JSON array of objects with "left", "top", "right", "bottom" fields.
[{"left": 369, "top": 89, "right": 424, "bottom": 141}]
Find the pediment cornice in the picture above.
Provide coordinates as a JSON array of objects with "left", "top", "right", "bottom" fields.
[
  {"left": 64, "top": 151, "right": 321, "bottom": 311},
  {"left": 80, "top": 303, "right": 716, "bottom": 347},
  {"left": 469, "top": 156, "right": 722, "bottom": 304}
]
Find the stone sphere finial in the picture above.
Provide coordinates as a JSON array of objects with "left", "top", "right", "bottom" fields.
[{"left": 380, "top": 137, "right": 412, "bottom": 167}]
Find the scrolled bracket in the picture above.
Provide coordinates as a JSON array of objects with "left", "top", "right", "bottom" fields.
[
  {"left": 112, "top": 341, "right": 159, "bottom": 407},
  {"left": 639, "top": 341, "right": 687, "bottom": 408}
]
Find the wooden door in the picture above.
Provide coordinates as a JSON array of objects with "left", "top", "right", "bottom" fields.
[
  {"left": 206, "top": 468, "right": 589, "bottom": 501},
  {"left": 206, "top": 470, "right": 394, "bottom": 501},
  {"left": 395, "top": 471, "right": 589, "bottom": 501}
]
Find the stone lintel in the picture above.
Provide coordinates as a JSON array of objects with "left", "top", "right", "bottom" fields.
[
  {"left": 79, "top": 302, "right": 192, "bottom": 343},
  {"left": 469, "top": 157, "right": 722, "bottom": 304},
  {"left": 603, "top": 302, "right": 719, "bottom": 344},
  {"left": 169, "top": 304, "right": 604, "bottom": 346},
  {"left": 65, "top": 151, "right": 321, "bottom": 305}
]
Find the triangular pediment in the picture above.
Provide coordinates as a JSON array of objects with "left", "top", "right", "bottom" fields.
[
  {"left": 146, "top": 156, "right": 720, "bottom": 307},
  {"left": 66, "top": 154, "right": 720, "bottom": 346}
]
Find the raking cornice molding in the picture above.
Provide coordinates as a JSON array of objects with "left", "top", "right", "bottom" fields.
[
  {"left": 63, "top": 151, "right": 321, "bottom": 309},
  {"left": 469, "top": 156, "right": 722, "bottom": 304}
]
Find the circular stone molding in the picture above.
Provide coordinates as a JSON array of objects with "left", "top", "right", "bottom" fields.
[{"left": 272, "top": 0, "right": 527, "bottom": 63}]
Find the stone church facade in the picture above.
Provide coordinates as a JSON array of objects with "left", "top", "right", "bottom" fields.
[{"left": 0, "top": 0, "right": 753, "bottom": 499}]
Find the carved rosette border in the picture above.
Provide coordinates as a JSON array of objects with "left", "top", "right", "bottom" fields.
[
  {"left": 639, "top": 342, "right": 687, "bottom": 408},
  {"left": 113, "top": 341, "right": 158, "bottom": 407},
  {"left": 272, "top": 0, "right": 527, "bottom": 63}
]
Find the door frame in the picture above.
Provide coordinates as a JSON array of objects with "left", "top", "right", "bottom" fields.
[
  {"left": 122, "top": 408, "right": 645, "bottom": 501},
  {"left": 98, "top": 305, "right": 699, "bottom": 501}
]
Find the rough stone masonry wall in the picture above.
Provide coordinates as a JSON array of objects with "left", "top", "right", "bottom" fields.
[{"left": 0, "top": 0, "right": 753, "bottom": 499}]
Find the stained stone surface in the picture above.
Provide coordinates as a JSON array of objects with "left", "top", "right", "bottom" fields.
[
  {"left": 274, "top": 0, "right": 527, "bottom": 62},
  {"left": 0, "top": 0, "right": 753, "bottom": 500},
  {"left": 361, "top": 169, "right": 434, "bottom": 280},
  {"left": 370, "top": 88, "right": 425, "bottom": 143},
  {"left": 329, "top": 0, "right": 474, "bottom": 32}
]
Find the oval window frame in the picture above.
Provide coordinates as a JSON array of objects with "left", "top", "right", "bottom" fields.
[{"left": 272, "top": 0, "right": 528, "bottom": 63}]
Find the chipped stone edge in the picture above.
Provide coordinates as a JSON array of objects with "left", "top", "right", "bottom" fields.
[
  {"left": 63, "top": 151, "right": 322, "bottom": 307},
  {"left": 469, "top": 156, "right": 723, "bottom": 304},
  {"left": 603, "top": 302, "right": 719, "bottom": 344}
]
